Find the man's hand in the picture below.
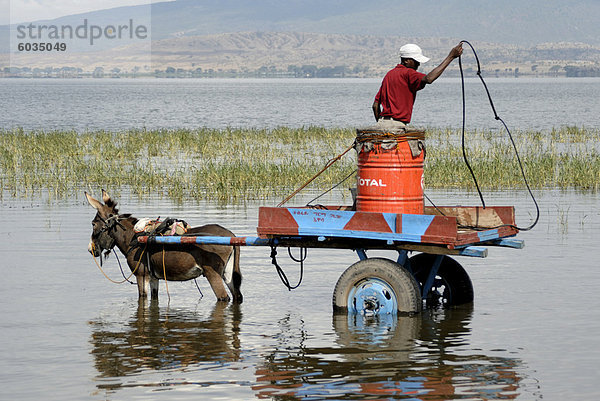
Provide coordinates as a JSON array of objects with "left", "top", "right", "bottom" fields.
[
  {"left": 372, "top": 101, "right": 381, "bottom": 121},
  {"left": 449, "top": 43, "right": 463, "bottom": 59}
]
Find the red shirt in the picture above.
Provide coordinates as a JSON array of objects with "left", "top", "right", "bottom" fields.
[{"left": 374, "top": 64, "right": 426, "bottom": 123}]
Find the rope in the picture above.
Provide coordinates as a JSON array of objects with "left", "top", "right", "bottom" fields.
[
  {"left": 458, "top": 44, "right": 486, "bottom": 208},
  {"left": 270, "top": 246, "right": 305, "bottom": 290},
  {"left": 355, "top": 131, "right": 425, "bottom": 143},
  {"left": 306, "top": 168, "right": 357, "bottom": 207},
  {"left": 113, "top": 248, "right": 134, "bottom": 284},
  {"left": 277, "top": 141, "right": 356, "bottom": 207},
  {"left": 162, "top": 246, "right": 170, "bottom": 302},
  {"left": 456, "top": 40, "right": 539, "bottom": 231},
  {"left": 193, "top": 278, "right": 204, "bottom": 299},
  {"left": 90, "top": 241, "right": 147, "bottom": 284}
]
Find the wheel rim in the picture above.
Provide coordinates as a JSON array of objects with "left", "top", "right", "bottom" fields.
[
  {"left": 410, "top": 254, "right": 474, "bottom": 308},
  {"left": 347, "top": 278, "right": 398, "bottom": 315},
  {"left": 425, "top": 276, "right": 451, "bottom": 307}
]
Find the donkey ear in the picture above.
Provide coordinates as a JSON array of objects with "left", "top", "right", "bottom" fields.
[
  {"left": 102, "top": 189, "right": 118, "bottom": 209},
  {"left": 85, "top": 191, "right": 103, "bottom": 210},
  {"left": 101, "top": 189, "right": 111, "bottom": 204}
]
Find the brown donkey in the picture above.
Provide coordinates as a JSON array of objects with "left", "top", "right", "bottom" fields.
[{"left": 86, "top": 190, "right": 242, "bottom": 303}]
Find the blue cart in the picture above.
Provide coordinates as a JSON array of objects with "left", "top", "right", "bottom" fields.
[{"left": 139, "top": 204, "right": 523, "bottom": 315}]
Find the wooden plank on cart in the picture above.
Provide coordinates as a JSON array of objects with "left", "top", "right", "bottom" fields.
[{"left": 425, "top": 206, "right": 516, "bottom": 228}]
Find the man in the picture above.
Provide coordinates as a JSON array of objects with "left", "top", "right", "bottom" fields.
[{"left": 372, "top": 43, "right": 463, "bottom": 128}]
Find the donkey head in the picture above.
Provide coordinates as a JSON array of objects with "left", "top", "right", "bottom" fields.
[{"left": 85, "top": 190, "right": 121, "bottom": 258}]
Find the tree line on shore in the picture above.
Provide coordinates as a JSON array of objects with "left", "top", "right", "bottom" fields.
[{"left": 4, "top": 63, "right": 599, "bottom": 78}]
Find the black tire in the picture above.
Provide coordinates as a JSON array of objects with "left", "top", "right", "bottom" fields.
[
  {"left": 333, "top": 258, "right": 422, "bottom": 315},
  {"left": 409, "top": 253, "right": 474, "bottom": 308}
]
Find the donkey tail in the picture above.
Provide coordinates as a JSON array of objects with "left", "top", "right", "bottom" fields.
[{"left": 232, "top": 245, "right": 243, "bottom": 303}]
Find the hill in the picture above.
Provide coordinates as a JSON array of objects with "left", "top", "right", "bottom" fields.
[
  {"left": 148, "top": 32, "right": 600, "bottom": 76},
  {"left": 5, "top": 31, "right": 600, "bottom": 78},
  {"left": 147, "top": 0, "right": 600, "bottom": 46},
  {"left": 3, "top": 0, "right": 600, "bottom": 46},
  {"left": 2, "top": 0, "right": 600, "bottom": 76}
]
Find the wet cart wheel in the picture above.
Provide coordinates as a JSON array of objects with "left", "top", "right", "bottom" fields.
[
  {"left": 409, "top": 253, "right": 474, "bottom": 308},
  {"left": 333, "top": 258, "right": 422, "bottom": 315}
]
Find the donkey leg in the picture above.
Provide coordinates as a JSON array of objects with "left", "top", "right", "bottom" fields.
[
  {"left": 205, "top": 267, "right": 230, "bottom": 302},
  {"left": 150, "top": 277, "right": 159, "bottom": 299},
  {"left": 136, "top": 273, "right": 149, "bottom": 298}
]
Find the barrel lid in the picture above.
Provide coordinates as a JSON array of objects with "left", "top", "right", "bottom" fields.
[
  {"left": 356, "top": 126, "right": 425, "bottom": 142},
  {"left": 356, "top": 126, "right": 425, "bottom": 135}
]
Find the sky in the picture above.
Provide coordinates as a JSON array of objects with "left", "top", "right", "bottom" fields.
[{"left": 2, "top": 0, "right": 167, "bottom": 24}]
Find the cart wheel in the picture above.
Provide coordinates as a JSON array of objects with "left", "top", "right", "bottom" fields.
[
  {"left": 409, "top": 254, "right": 474, "bottom": 308},
  {"left": 333, "top": 258, "right": 422, "bottom": 315}
]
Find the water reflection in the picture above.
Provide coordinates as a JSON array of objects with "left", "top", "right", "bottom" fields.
[
  {"left": 89, "top": 301, "right": 242, "bottom": 391},
  {"left": 253, "top": 305, "right": 534, "bottom": 400},
  {"left": 88, "top": 299, "right": 538, "bottom": 400}
]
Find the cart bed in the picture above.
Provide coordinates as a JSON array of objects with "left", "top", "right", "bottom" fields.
[
  {"left": 138, "top": 205, "right": 523, "bottom": 259},
  {"left": 255, "top": 205, "right": 522, "bottom": 256}
]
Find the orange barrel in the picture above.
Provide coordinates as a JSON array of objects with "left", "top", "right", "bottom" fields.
[{"left": 355, "top": 128, "right": 425, "bottom": 214}]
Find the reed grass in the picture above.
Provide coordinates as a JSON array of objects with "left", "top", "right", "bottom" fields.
[{"left": 1, "top": 126, "right": 599, "bottom": 202}]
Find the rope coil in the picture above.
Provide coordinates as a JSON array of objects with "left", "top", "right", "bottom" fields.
[
  {"left": 355, "top": 130, "right": 426, "bottom": 143},
  {"left": 451, "top": 40, "right": 540, "bottom": 231}
]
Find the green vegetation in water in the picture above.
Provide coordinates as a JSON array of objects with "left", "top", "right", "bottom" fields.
[{"left": 1, "top": 126, "right": 599, "bottom": 203}]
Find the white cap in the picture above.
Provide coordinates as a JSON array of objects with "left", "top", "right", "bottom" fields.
[{"left": 399, "top": 44, "right": 430, "bottom": 63}]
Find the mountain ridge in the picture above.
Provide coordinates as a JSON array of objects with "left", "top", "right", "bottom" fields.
[
  {"left": 5, "top": 31, "right": 600, "bottom": 77},
  {"left": 3, "top": 0, "right": 600, "bottom": 76},
  {"left": 147, "top": 0, "right": 600, "bottom": 46},
  {"left": 3, "top": 0, "right": 600, "bottom": 46}
]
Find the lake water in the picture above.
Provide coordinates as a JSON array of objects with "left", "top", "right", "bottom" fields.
[
  {"left": 0, "top": 188, "right": 599, "bottom": 400},
  {"left": 1, "top": 77, "right": 600, "bottom": 131},
  {"left": 1, "top": 78, "right": 600, "bottom": 400}
]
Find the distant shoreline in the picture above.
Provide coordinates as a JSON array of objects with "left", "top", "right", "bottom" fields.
[{"left": 1, "top": 73, "right": 594, "bottom": 79}]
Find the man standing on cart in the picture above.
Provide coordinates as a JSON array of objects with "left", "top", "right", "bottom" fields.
[{"left": 372, "top": 43, "right": 463, "bottom": 129}]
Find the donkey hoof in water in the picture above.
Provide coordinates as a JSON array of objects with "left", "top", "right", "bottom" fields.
[{"left": 86, "top": 190, "right": 243, "bottom": 303}]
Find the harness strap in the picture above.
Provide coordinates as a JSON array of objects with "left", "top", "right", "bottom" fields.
[{"left": 90, "top": 241, "right": 147, "bottom": 284}]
